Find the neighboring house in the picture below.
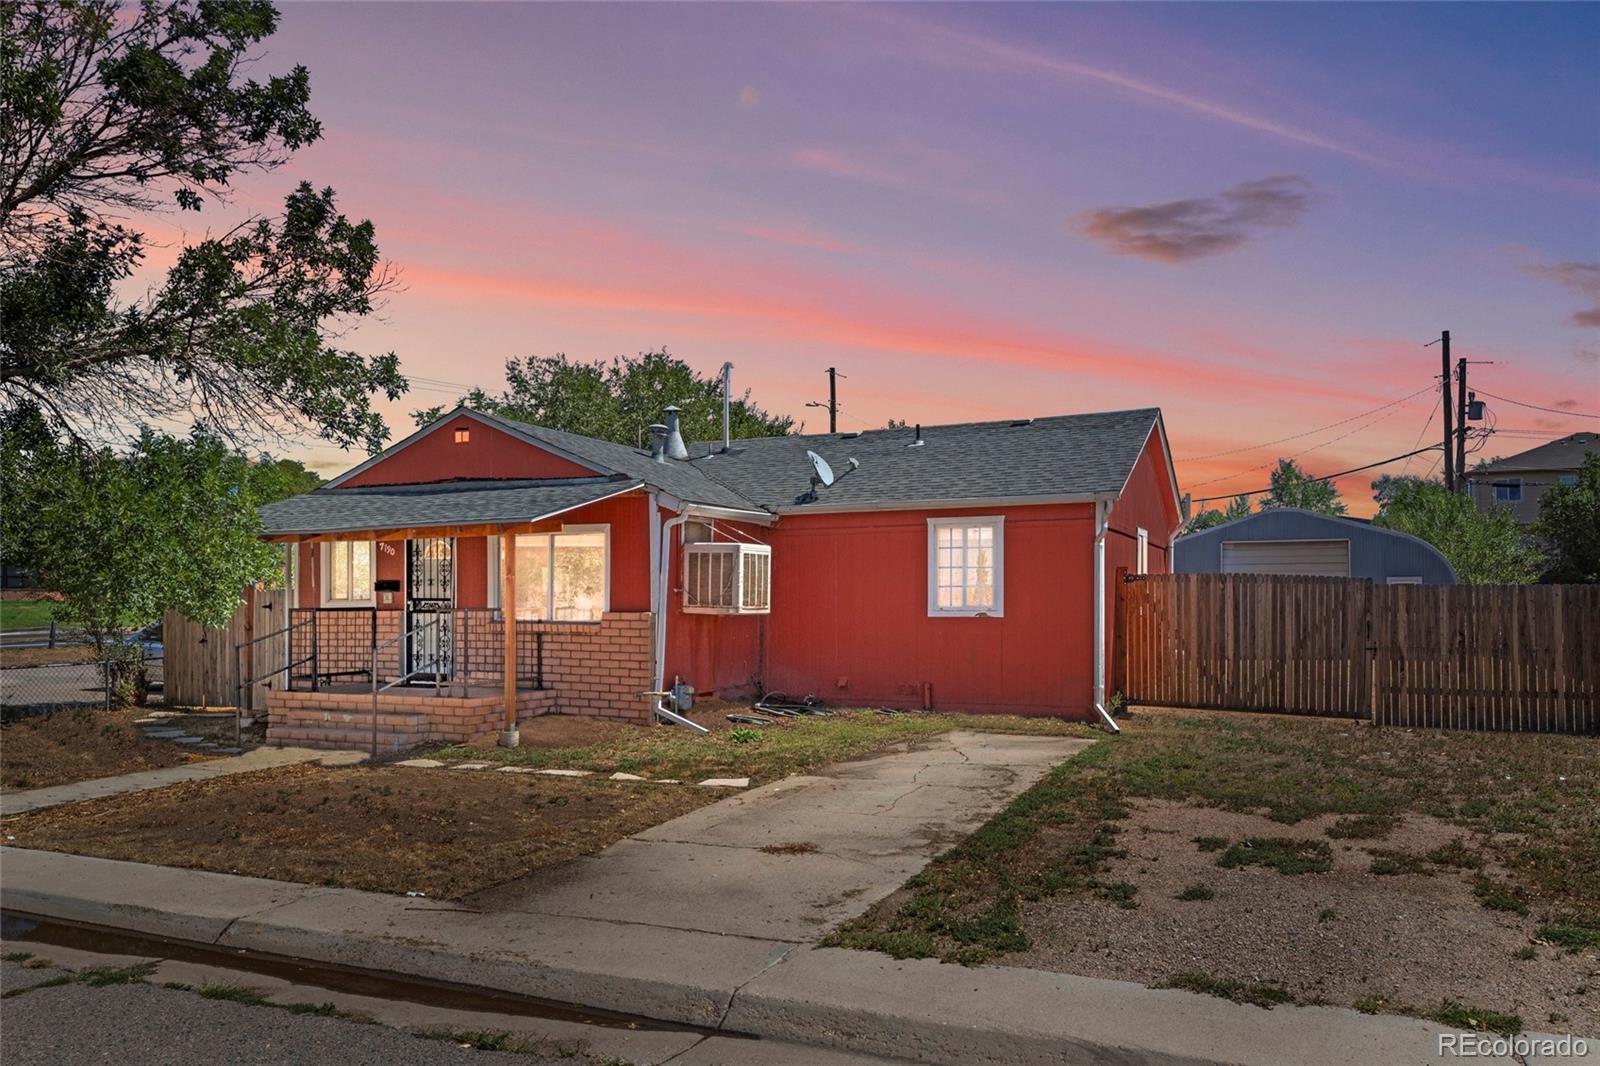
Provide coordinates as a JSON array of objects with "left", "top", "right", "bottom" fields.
[
  {"left": 256, "top": 405, "right": 1180, "bottom": 748},
  {"left": 1173, "top": 508, "right": 1457, "bottom": 585},
  {"left": 1463, "top": 433, "right": 1597, "bottom": 525}
]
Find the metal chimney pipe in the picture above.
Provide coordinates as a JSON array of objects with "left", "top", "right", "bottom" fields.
[
  {"left": 662, "top": 405, "right": 689, "bottom": 460},
  {"left": 648, "top": 423, "right": 669, "bottom": 463},
  {"left": 720, "top": 361, "right": 733, "bottom": 453}
]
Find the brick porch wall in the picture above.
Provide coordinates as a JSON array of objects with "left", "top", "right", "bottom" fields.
[
  {"left": 267, "top": 687, "right": 558, "bottom": 749},
  {"left": 456, "top": 612, "right": 654, "bottom": 724}
]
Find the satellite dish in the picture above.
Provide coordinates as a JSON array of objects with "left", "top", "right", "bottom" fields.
[{"left": 806, "top": 450, "right": 835, "bottom": 487}]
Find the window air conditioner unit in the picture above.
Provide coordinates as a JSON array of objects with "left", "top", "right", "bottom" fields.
[{"left": 682, "top": 542, "right": 771, "bottom": 615}]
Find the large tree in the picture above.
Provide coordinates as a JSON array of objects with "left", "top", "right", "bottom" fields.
[
  {"left": 1259, "top": 458, "right": 1347, "bottom": 515},
  {"left": 1371, "top": 475, "right": 1543, "bottom": 585},
  {"left": 1, "top": 0, "right": 405, "bottom": 451},
  {"left": 1536, "top": 453, "right": 1600, "bottom": 583},
  {"left": 1187, "top": 494, "right": 1252, "bottom": 532},
  {"left": 414, "top": 350, "right": 794, "bottom": 445}
]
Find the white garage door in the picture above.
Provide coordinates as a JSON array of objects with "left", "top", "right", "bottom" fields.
[{"left": 1220, "top": 539, "right": 1350, "bottom": 577}]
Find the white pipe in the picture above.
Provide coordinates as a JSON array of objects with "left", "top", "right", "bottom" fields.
[
  {"left": 721, "top": 361, "right": 733, "bottom": 453},
  {"left": 1092, "top": 498, "right": 1121, "bottom": 733},
  {"left": 651, "top": 499, "right": 708, "bottom": 733}
]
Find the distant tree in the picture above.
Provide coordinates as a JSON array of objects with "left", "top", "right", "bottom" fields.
[
  {"left": 413, "top": 350, "right": 793, "bottom": 445},
  {"left": 3, "top": 429, "right": 285, "bottom": 646},
  {"left": 250, "top": 456, "right": 323, "bottom": 503},
  {"left": 882, "top": 418, "right": 909, "bottom": 430},
  {"left": 0, "top": 0, "right": 406, "bottom": 452},
  {"left": 1260, "top": 459, "right": 1346, "bottom": 515},
  {"left": 1371, "top": 476, "right": 1543, "bottom": 585},
  {"left": 1187, "top": 494, "right": 1252, "bottom": 532},
  {"left": 1535, "top": 453, "right": 1600, "bottom": 583}
]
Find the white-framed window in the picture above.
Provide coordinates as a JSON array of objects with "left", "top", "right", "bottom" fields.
[
  {"left": 1137, "top": 528, "right": 1150, "bottom": 575},
  {"left": 927, "top": 516, "right": 1003, "bottom": 617},
  {"left": 487, "top": 527, "right": 610, "bottom": 622},
  {"left": 322, "top": 540, "right": 375, "bottom": 606},
  {"left": 1559, "top": 473, "right": 1579, "bottom": 488},
  {"left": 682, "top": 542, "right": 771, "bottom": 614},
  {"left": 1492, "top": 478, "right": 1522, "bottom": 503}
]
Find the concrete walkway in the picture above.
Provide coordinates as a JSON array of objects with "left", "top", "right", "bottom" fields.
[
  {"left": 0, "top": 746, "right": 365, "bottom": 816},
  {"left": 1, "top": 730, "right": 1576, "bottom": 1064}
]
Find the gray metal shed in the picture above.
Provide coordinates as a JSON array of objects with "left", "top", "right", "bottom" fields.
[{"left": 1173, "top": 508, "right": 1457, "bottom": 585}]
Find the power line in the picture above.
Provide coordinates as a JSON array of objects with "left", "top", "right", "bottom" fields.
[
  {"left": 1399, "top": 392, "right": 1442, "bottom": 477},
  {"left": 1473, "top": 389, "right": 1599, "bottom": 420},
  {"left": 1190, "top": 444, "right": 1441, "bottom": 505},
  {"left": 1177, "top": 383, "right": 1436, "bottom": 462}
]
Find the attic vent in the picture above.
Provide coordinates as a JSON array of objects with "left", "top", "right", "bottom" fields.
[
  {"left": 454, "top": 428, "right": 471, "bottom": 443},
  {"left": 1010, "top": 418, "right": 1034, "bottom": 427},
  {"left": 841, "top": 431, "right": 861, "bottom": 439}
]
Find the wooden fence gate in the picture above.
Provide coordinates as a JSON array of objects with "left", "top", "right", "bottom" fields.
[
  {"left": 162, "top": 585, "right": 289, "bottom": 710},
  {"left": 1117, "top": 574, "right": 1597, "bottom": 733}
]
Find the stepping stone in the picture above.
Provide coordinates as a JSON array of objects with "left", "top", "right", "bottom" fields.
[
  {"left": 536, "top": 769, "right": 592, "bottom": 778},
  {"left": 395, "top": 758, "right": 445, "bottom": 768},
  {"left": 174, "top": 736, "right": 205, "bottom": 746},
  {"left": 142, "top": 729, "right": 185, "bottom": 738},
  {"left": 212, "top": 747, "right": 243, "bottom": 755},
  {"left": 656, "top": 779, "right": 681, "bottom": 784},
  {"left": 609, "top": 772, "right": 647, "bottom": 781},
  {"left": 699, "top": 777, "right": 751, "bottom": 789},
  {"left": 132, "top": 717, "right": 164, "bottom": 725},
  {"left": 495, "top": 766, "right": 537, "bottom": 774},
  {"left": 451, "top": 762, "right": 492, "bottom": 771}
]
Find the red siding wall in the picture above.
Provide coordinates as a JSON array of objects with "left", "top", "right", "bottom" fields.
[
  {"left": 663, "top": 516, "right": 769, "bottom": 699},
  {"left": 1103, "top": 431, "right": 1179, "bottom": 691},
  {"left": 760, "top": 503, "right": 1099, "bottom": 717},
  {"left": 340, "top": 415, "right": 600, "bottom": 487}
]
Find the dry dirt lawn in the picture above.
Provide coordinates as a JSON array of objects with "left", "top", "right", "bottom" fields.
[
  {"left": 1, "top": 709, "right": 214, "bottom": 791},
  {"left": 1, "top": 709, "right": 1092, "bottom": 899},
  {"left": 832, "top": 707, "right": 1600, "bottom": 1036}
]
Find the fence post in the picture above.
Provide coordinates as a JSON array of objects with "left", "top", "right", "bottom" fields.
[
  {"left": 48, "top": 620, "right": 56, "bottom": 649},
  {"left": 102, "top": 657, "right": 111, "bottom": 711}
]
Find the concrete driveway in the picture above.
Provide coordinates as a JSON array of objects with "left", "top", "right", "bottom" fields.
[{"left": 464, "top": 730, "right": 1091, "bottom": 941}]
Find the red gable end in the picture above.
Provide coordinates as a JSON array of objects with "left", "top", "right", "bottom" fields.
[{"left": 339, "top": 415, "right": 602, "bottom": 488}]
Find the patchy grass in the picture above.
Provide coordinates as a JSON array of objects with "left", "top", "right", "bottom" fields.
[
  {"left": 437, "top": 708, "right": 1094, "bottom": 787},
  {"left": 1426, "top": 1000, "right": 1523, "bottom": 1035},
  {"left": 1, "top": 962, "right": 156, "bottom": 999},
  {"left": 0, "top": 598, "right": 57, "bottom": 632},
  {"left": 413, "top": 1028, "right": 586, "bottom": 1058},
  {"left": 1216, "top": 837, "right": 1332, "bottom": 876},
  {"left": 759, "top": 841, "right": 820, "bottom": 855},
  {"left": 2, "top": 708, "right": 212, "bottom": 791},
  {"left": 1368, "top": 849, "right": 1431, "bottom": 877},
  {"left": 1535, "top": 920, "right": 1600, "bottom": 952},
  {"left": 832, "top": 704, "right": 1598, "bottom": 1030},
  {"left": 1157, "top": 972, "right": 1292, "bottom": 1009},
  {"left": 1326, "top": 814, "right": 1399, "bottom": 840},
  {"left": 197, "top": 983, "right": 271, "bottom": 1006},
  {"left": 1175, "top": 883, "right": 1215, "bottom": 901}
]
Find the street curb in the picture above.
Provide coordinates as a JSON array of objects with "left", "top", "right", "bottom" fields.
[{"left": 2, "top": 848, "right": 1569, "bottom": 1065}]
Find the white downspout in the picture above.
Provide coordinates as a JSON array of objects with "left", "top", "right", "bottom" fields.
[
  {"left": 1093, "top": 498, "right": 1121, "bottom": 733},
  {"left": 652, "top": 497, "right": 707, "bottom": 734}
]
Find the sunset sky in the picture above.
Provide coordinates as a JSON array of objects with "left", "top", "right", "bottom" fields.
[{"left": 183, "top": 3, "right": 1598, "bottom": 514}]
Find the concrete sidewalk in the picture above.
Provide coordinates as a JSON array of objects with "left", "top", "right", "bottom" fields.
[
  {"left": 0, "top": 746, "right": 365, "bottom": 816},
  {"left": 0, "top": 729, "right": 1577, "bottom": 1064}
]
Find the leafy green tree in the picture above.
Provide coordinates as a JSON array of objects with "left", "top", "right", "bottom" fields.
[
  {"left": 1, "top": 0, "right": 405, "bottom": 451},
  {"left": 249, "top": 456, "right": 323, "bottom": 503},
  {"left": 1535, "top": 453, "right": 1600, "bottom": 583},
  {"left": 1371, "top": 476, "right": 1543, "bottom": 585},
  {"left": 4, "top": 428, "right": 285, "bottom": 644},
  {"left": 414, "top": 350, "right": 793, "bottom": 445},
  {"left": 1187, "top": 494, "right": 1253, "bottom": 532},
  {"left": 1260, "top": 459, "right": 1346, "bottom": 515}
]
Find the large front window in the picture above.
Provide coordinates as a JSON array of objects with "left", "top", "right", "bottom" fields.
[
  {"left": 928, "top": 517, "right": 1003, "bottom": 617},
  {"left": 489, "top": 528, "right": 609, "bottom": 622},
  {"left": 323, "top": 541, "right": 374, "bottom": 605}
]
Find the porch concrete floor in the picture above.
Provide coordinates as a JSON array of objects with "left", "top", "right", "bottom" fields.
[{"left": 461, "top": 730, "right": 1090, "bottom": 942}]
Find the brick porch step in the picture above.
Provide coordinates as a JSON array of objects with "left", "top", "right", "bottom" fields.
[{"left": 266, "top": 724, "right": 424, "bottom": 754}]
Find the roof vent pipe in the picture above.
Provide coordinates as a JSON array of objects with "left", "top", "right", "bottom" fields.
[
  {"left": 907, "top": 423, "right": 924, "bottom": 448},
  {"left": 720, "top": 362, "right": 733, "bottom": 453},
  {"left": 648, "top": 423, "right": 669, "bottom": 463},
  {"left": 663, "top": 405, "right": 689, "bottom": 460}
]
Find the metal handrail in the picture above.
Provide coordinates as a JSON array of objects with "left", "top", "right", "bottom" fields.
[
  {"left": 368, "top": 616, "right": 450, "bottom": 756},
  {"left": 232, "top": 614, "right": 316, "bottom": 749}
]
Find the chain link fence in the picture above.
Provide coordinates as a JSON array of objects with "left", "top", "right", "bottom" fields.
[{"left": 0, "top": 650, "right": 164, "bottom": 722}]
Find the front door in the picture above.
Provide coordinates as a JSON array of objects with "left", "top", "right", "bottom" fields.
[{"left": 406, "top": 538, "right": 454, "bottom": 681}]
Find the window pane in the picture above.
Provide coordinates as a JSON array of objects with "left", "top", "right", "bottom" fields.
[
  {"left": 330, "top": 542, "right": 349, "bottom": 600},
  {"left": 351, "top": 543, "right": 373, "bottom": 600},
  {"left": 514, "top": 534, "right": 551, "bottom": 620},
  {"left": 553, "top": 531, "right": 606, "bottom": 621}
]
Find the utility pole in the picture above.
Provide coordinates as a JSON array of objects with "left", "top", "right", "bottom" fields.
[
  {"left": 805, "top": 367, "right": 843, "bottom": 433},
  {"left": 1439, "top": 330, "right": 1454, "bottom": 491},
  {"left": 1455, "top": 355, "right": 1468, "bottom": 492}
]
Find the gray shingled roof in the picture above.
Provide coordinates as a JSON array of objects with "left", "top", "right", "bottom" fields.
[
  {"left": 1469, "top": 432, "right": 1597, "bottom": 475},
  {"left": 683, "top": 408, "right": 1163, "bottom": 511},
  {"left": 469, "top": 410, "right": 762, "bottom": 511},
  {"left": 258, "top": 478, "right": 642, "bottom": 535}
]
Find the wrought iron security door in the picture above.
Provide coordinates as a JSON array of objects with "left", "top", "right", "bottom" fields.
[{"left": 405, "top": 538, "right": 454, "bottom": 681}]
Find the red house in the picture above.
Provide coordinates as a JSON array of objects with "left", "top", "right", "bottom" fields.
[{"left": 257, "top": 405, "right": 1179, "bottom": 750}]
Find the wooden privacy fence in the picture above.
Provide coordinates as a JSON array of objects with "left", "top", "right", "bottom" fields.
[
  {"left": 162, "top": 585, "right": 288, "bottom": 710},
  {"left": 1117, "top": 573, "right": 1597, "bottom": 734}
]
